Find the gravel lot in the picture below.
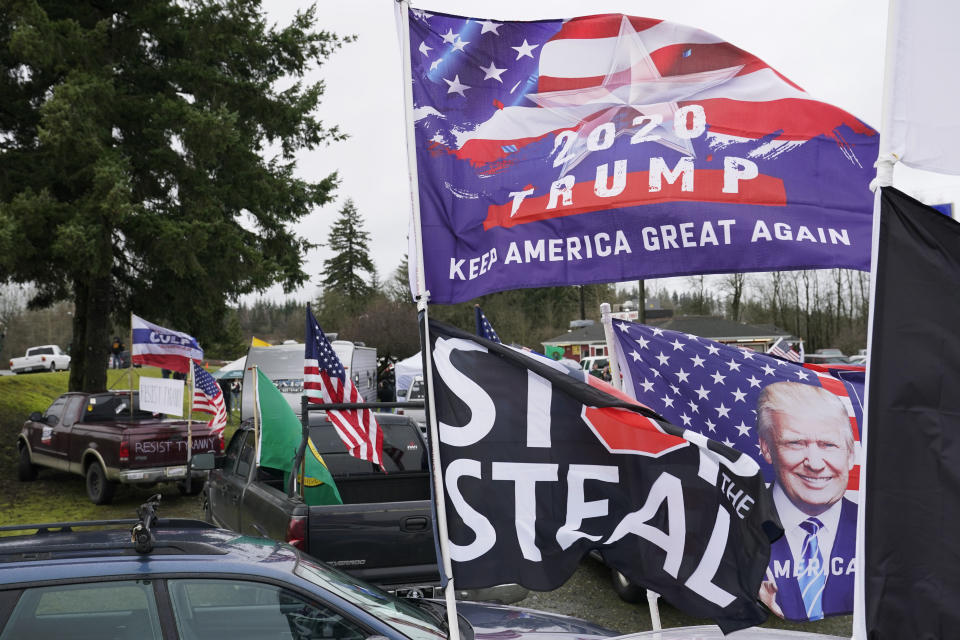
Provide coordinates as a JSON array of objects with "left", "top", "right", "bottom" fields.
[{"left": 514, "top": 555, "right": 852, "bottom": 636}]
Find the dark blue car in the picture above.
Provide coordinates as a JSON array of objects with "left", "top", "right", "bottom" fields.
[{"left": 0, "top": 497, "right": 618, "bottom": 640}]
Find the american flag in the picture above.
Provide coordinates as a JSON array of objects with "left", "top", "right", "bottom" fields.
[
  {"left": 474, "top": 305, "right": 501, "bottom": 343},
  {"left": 304, "top": 307, "right": 383, "bottom": 467},
  {"left": 609, "top": 319, "right": 863, "bottom": 488},
  {"left": 767, "top": 337, "right": 803, "bottom": 362},
  {"left": 192, "top": 361, "right": 227, "bottom": 434}
]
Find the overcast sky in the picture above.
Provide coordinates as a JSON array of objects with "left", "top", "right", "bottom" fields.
[{"left": 250, "top": 0, "right": 959, "bottom": 304}]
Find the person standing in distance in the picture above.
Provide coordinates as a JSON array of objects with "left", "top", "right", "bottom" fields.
[{"left": 756, "top": 381, "right": 857, "bottom": 622}]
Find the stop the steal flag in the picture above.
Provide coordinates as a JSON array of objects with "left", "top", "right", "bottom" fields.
[
  {"left": 427, "top": 319, "right": 781, "bottom": 633},
  {"left": 405, "top": 10, "right": 877, "bottom": 303}
]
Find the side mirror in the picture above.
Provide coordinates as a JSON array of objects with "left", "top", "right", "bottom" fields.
[
  {"left": 29, "top": 412, "right": 44, "bottom": 423},
  {"left": 190, "top": 452, "right": 216, "bottom": 471}
]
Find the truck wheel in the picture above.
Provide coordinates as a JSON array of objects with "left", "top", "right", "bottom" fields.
[
  {"left": 610, "top": 568, "right": 645, "bottom": 604},
  {"left": 49, "top": 362, "right": 56, "bottom": 372},
  {"left": 18, "top": 446, "right": 37, "bottom": 481},
  {"left": 86, "top": 462, "right": 116, "bottom": 505},
  {"left": 177, "top": 479, "right": 204, "bottom": 496}
]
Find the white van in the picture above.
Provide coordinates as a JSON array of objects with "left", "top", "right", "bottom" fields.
[{"left": 241, "top": 341, "right": 378, "bottom": 419}]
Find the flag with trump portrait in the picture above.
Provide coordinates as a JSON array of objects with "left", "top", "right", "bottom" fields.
[
  {"left": 404, "top": 10, "right": 877, "bottom": 304},
  {"left": 608, "top": 318, "right": 864, "bottom": 621},
  {"left": 426, "top": 317, "right": 781, "bottom": 633}
]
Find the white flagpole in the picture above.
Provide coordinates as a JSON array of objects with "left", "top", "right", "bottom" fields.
[
  {"left": 853, "top": 2, "right": 900, "bottom": 638},
  {"left": 252, "top": 365, "right": 261, "bottom": 467},
  {"left": 600, "top": 302, "right": 663, "bottom": 631},
  {"left": 396, "top": 3, "right": 461, "bottom": 638}
]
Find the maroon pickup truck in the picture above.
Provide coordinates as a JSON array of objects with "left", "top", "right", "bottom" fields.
[{"left": 17, "top": 391, "right": 223, "bottom": 504}]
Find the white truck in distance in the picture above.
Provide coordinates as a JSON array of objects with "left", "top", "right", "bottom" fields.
[{"left": 9, "top": 345, "right": 71, "bottom": 374}]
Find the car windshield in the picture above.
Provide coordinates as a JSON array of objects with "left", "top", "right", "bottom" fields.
[{"left": 294, "top": 557, "right": 446, "bottom": 640}]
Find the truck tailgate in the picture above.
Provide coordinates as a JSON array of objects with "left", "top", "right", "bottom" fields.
[
  {"left": 124, "top": 422, "right": 221, "bottom": 468},
  {"left": 308, "top": 500, "right": 439, "bottom": 586}
]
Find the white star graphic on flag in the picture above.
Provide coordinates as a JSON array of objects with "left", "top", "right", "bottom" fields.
[
  {"left": 695, "top": 385, "right": 710, "bottom": 400},
  {"left": 452, "top": 38, "right": 469, "bottom": 52},
  {"left": 741, "top": 350, "right": 755, "bottom": 360},
  {"left": 661, "top": 395, "right": 675, "bottom": 408},
  {"left": 723, "top": 438, "right": 735, "bottom": 448},
  {"left": 430, "top": 58, "right": 443, "bottom": 71},
  {"left": 675, "top": 368, "right": 690, "bottom": 383},
  {"left": 731, "top": 388, "right": 747, "bottom": 402},
  {"left": 746, "top": 375, "right": 762, "bottom": 388},
  {"left": 761, "top": 363, "right": 777, "bottom": 376},
  {"left": 706, "top": 344, "right": 720, "bottom": 355},
  {"left": 419, "top": 42, "right": 432, "bottom": 56},
  {"left": 652, "top": 328, "right": 664, "bottom": 336},
  {"left": 478, "top": 20, "right": 502, "bottom": 35},
  {"left": 715, "top": 403, "right": 731, "bottom": 418},
  {"left": 688, "top": 400, "right": 699, "bottom": 413},
  {"left": 690, "top": 354, "right": 705, "bottom": 368},
  {"left": 617, "top": 321, "right": 630, "bottom": 332},
  {"left": 735, "top": 421, "right": 751, "bottom": 437},
  {"left": 656, "top": 352, "right": 670, "bottom": 366},
  {"left": 511, "top": 39, "right": 539, "bottom": 60},
  {"left": 630, "top": 350, "right": 643, "bottom": 362},
  {"left": 726, "top": 359, "right": 742, "bottom": 372},
  {"left": 480, "top": 61, "right": 506, "bottom": 83},
  {"left": 710, "top": 370, "right": 726, "bottom": 385},
  {"left": 670, "top": 339, "right": 684, "bottom": 351},
  {"left": 441, "top": 29, "right": 458, "bottom": 44},
  {"left": 444, "top": 75, "right": 469, "bottom": 97},
  {"left": 795, "top": 369, "right": 810, "bottom": 380},
  {"left": 669, "top": 384, "right": 680, "bottom": 395},
  {"left": 705, "top": 419, "right": 717, "bottom": 432},
  {"left": 636, "top": 336, "right": 649, "bottom": 349},
  {"left": 680, "top": 413, "right": 692, "bottom": 426},
  {"left": 521, "top": 15, "right": 742, "bottom": 176},
  {"left": 640, "top": 379, "right": 655, "bottom": 392}
]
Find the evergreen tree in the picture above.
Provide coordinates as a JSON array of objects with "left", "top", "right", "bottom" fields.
[
  {"left": 0, "top": 1, "right": 348, "bottom": 391},
  {"left": 321, "top": 199, "right": 375, "bottom": 309}
]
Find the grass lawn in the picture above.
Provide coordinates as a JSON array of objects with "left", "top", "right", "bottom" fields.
[{"left": 0, "top": 368, "right": 241, "bottom": 527}]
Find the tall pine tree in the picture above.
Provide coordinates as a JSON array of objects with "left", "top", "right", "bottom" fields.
[
  {"left": 321, "top": 199, "right": 375, "bottom": 311},
  {"left": 0, "top": 1, "right": 348, "bottom": 391}
]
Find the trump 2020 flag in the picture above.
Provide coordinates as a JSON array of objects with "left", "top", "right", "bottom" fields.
[
  {"left": 191, "top": 362, "right": 227, "bottom": 435},
  {"left": 405, "top": 11, "right": 877, "bottom": 304},
  {"left": 131, "top": 314, "right": 203, "bottom": 373},
  {"left": 255, "top": 369, "right": 342, "bottom": 506},
  {"left": 427, "top": 318, "right": 781, "bottom": 633},
  {"left": 304, "top": 306, "right": 383, "bottom": 467},
  {"left": 609, "top": 318, "right": 863, "bottom": 621},
  {"left": 860, "top": 188, "right": 960, "bottom": 638}
]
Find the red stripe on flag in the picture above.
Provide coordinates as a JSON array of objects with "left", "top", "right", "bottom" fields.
[
  {"left": 683, "top": 98, "right": 876, "bottom": 140},
  {"left": 550, "top": 14, "right": 663, "bottom": 40}
]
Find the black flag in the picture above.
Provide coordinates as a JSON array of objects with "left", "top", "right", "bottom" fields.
[
  {"left": 426, "top": 319, "right": 781, "bottom": 633},
  {"left": 865, "top": 187, "right": 960, "bottom": 637}
]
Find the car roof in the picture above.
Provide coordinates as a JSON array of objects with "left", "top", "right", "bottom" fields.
[{"left": 0, "top": 517, "right": 301, "bottom": 588}]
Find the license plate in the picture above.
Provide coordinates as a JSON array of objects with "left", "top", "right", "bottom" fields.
[{"left": 166, "top": 465, "right": 187, "bottom": 478}]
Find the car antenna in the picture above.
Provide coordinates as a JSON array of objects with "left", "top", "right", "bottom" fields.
[{"left": 131, "top": 494, "right": 162, "bottom": 554}]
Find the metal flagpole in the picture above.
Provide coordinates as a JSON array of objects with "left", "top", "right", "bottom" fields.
[
  {"left": 252, "top": 365, "right": 261, "bottom": 466},
  {"left": 599, "top": 302, "right": 662, "bottom": 631},
  {"left": 852, "top": 2, "right": 899, "bottom": 638},
  {"left": 128, "top": 314, "right": 134, "bottom": 415},
  {"left": 396, "top": 2, "right": 460, "bottom": 638},
  {"left": 186, "top": 359, "right": 194, "bottom": 492}
]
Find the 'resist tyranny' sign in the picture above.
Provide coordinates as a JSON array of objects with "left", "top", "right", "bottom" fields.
[
  {"left": 406, "top": 11, "right": 878, "bottom": 303},
  {"left": 427, "top": 320, "right": 781, "bottom": 633}
]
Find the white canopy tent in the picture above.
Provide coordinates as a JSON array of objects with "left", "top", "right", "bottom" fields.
[
  {"left": 211, "top": 355, "right": 246, "bottom": 380},
  {"left": 394, "top": 351, "right": 422, "bottom": 400}
]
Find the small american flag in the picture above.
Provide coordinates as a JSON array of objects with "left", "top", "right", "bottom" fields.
[
  {"left": 304, "top": 306, "right": 383, "bottom": 467},
  {"left": 192, "top": 361, "right": 227, "bottom": 434},
  {"left": 475, "top": 305, "right": 502, "bottom": 343},
  {"left": 767, "top": 337, "right": 803, "bottom": 362}
]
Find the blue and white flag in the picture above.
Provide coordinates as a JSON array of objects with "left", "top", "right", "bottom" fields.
[{"left": 131, "top": 314, "right": 203, "bottom": 373}]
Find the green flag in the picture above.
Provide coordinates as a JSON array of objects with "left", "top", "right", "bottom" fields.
[{"left": 255, "top": 369, "right": 341, "bottom": 505}]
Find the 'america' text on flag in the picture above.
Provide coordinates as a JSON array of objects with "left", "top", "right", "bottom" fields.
[
  {"left": 304, "top": 307, "right": 383, "bottom": 467},
  {"left": 406, "top": 11, "right": 877, "bottom": 303}
]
